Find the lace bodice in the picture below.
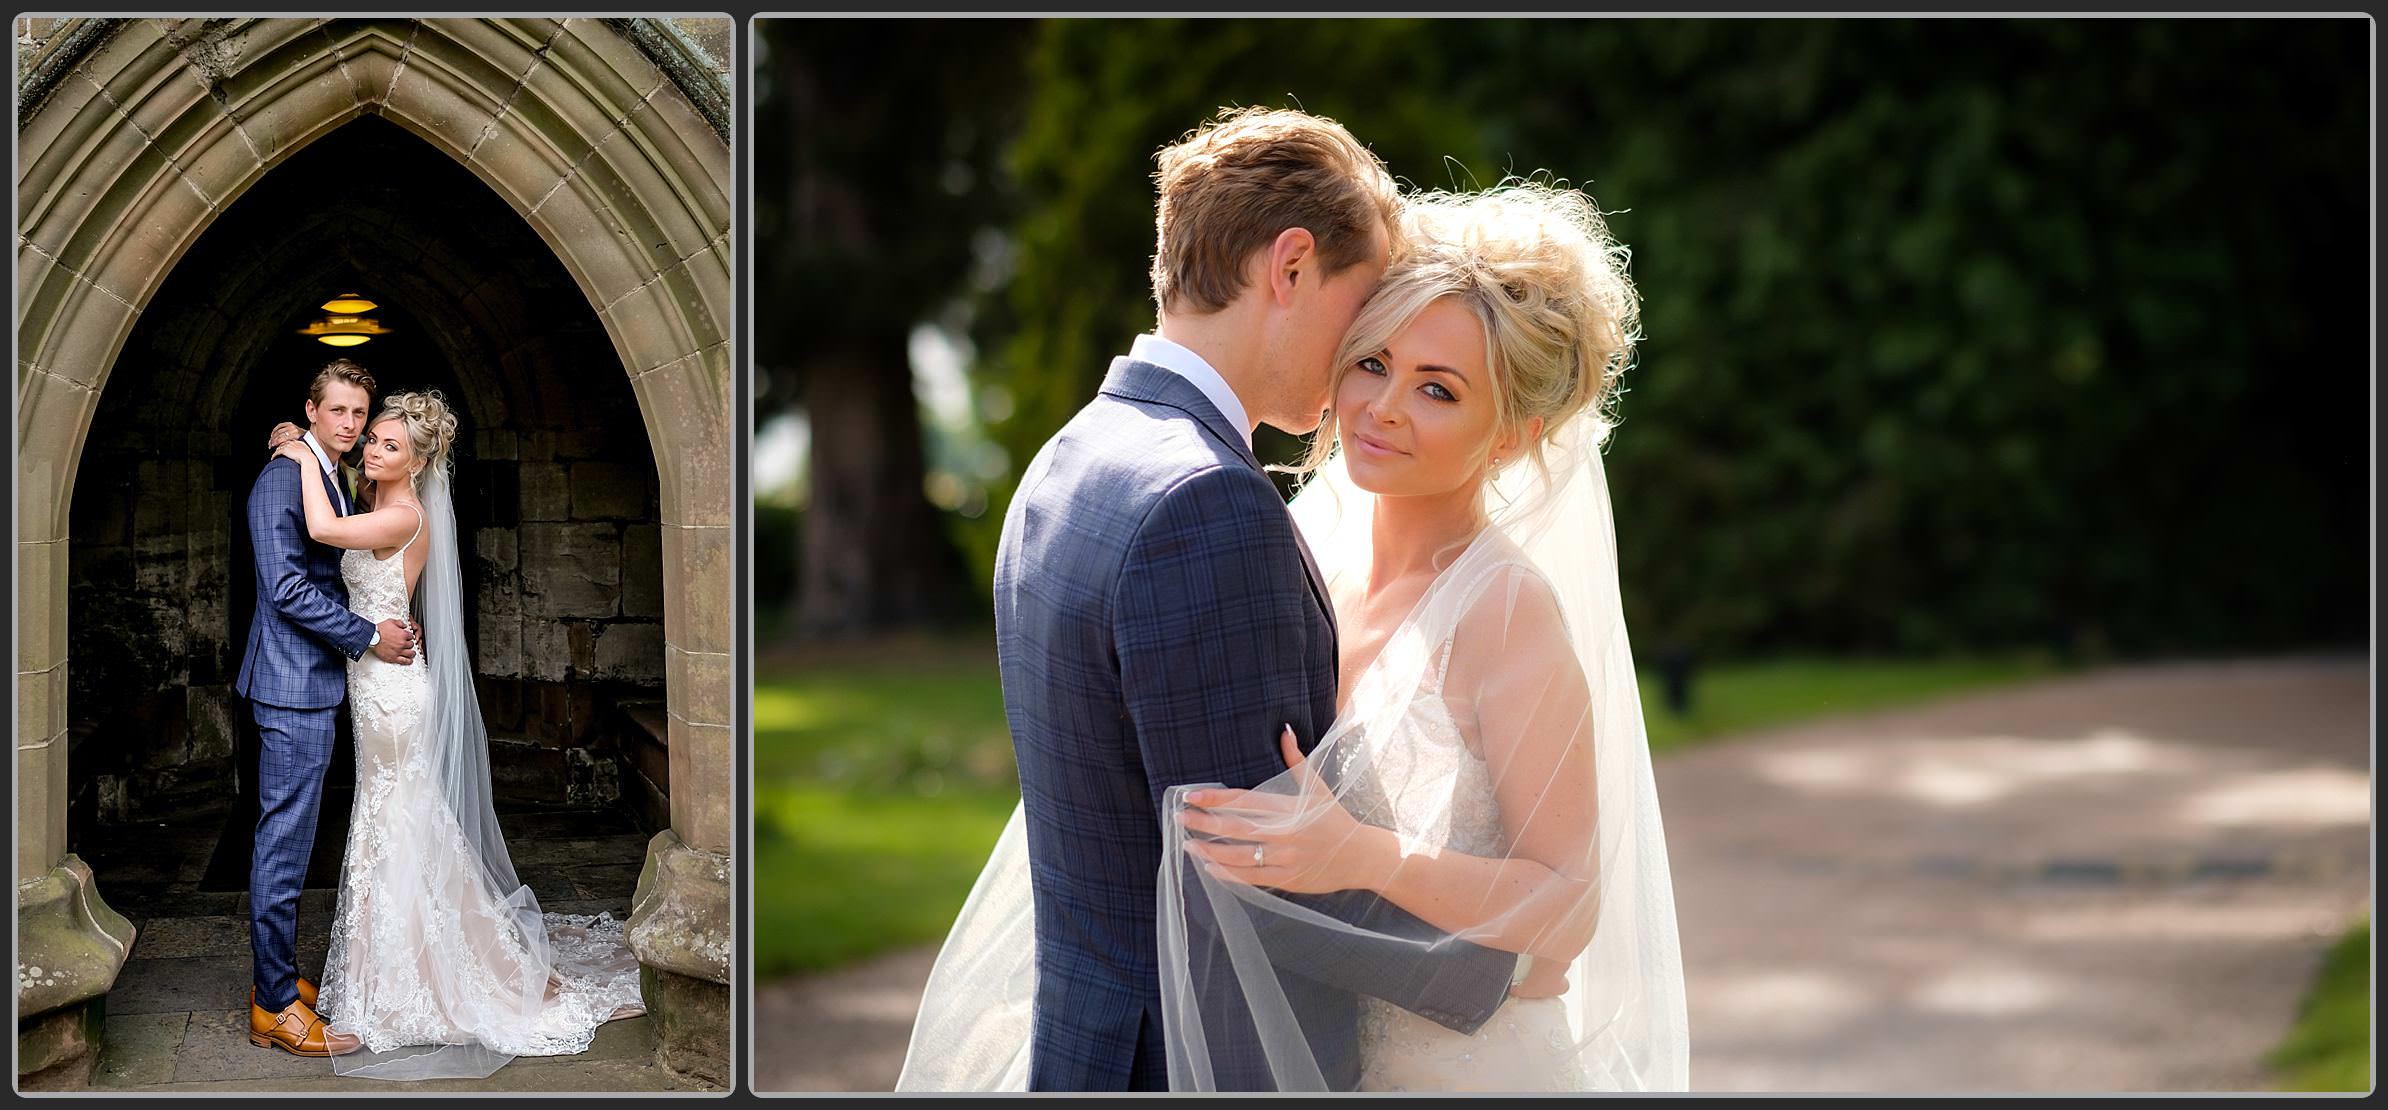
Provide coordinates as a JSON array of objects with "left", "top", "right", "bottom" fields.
[
  {"left": 342, "top": 533, "right": 424, "bottom": 744},
  {"left": 1329, "top": 617, "right": 1588, "bottom": 1092},
  {"left": 341, "top": 544, "right": 414, "bottom": 625},
  {"left": 1330, "top": 691, "right": 1507, "bottom": 861}
]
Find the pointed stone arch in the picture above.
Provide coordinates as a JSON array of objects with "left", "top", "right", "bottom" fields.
[{"left": 15, "top": 17, "right": 730, "bottom": 1081}]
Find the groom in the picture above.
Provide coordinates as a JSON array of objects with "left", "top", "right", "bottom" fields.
[
  {"left": 994, "top": 107, "right": 1518, "bottom": 1091},
  {"left": 233, "top": 357, "right": 416, "bottom": 1056}
]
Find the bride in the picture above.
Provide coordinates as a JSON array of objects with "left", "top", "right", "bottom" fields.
[
  {"left": 266, "top": 391, "right": 644, "bottom": 1080},
  {"left": 899, "top": 182, "right": 1686, "bottom": 1092}
]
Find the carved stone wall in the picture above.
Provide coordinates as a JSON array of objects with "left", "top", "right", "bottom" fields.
[{"left": 16, "top": 17, "right": 731, "bottom": 1081}]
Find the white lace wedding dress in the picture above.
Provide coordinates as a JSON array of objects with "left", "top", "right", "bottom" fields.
[
  {"left": 1331, "top": 620, "right": 1588, "bottom": 1092},
  {"left": 317, "top": 514, "right": 644, "bottom": 1079}
]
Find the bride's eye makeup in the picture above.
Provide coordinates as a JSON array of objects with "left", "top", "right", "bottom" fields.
[{"left": 1357, "top": 355, "right": 1389, "bottom": 376}]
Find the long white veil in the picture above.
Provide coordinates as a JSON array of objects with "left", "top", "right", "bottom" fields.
[
  {"left": 897, "top": 414, "right": 1686, "bottom": 1092},
  {"left": 1156, "top": 415, "right": 1687, "bottom": 1091}
]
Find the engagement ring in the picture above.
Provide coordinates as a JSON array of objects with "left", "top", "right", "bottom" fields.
[{"left": 1252, "top": 844, "right": 1264, "bottom": 866}]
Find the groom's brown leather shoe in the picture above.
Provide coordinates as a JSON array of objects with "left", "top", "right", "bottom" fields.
[
  {"left": 248, "top": 997, "right": 360, "bottom": 1057},
  {"left": 249, "top": 976, "right": 318, "bottom": 1010}
]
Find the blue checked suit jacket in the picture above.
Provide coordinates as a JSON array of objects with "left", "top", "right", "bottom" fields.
[
  {"left": 234, "top": 455, "right": 374, "bottom": 710},
  {"left": 995, "top": 358, "right": 1515, "bottom": 1092}
]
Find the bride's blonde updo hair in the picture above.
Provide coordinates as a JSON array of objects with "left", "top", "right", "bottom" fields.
[
  {"left": 1293, "top": 179, "right": 1640, "bottom": 480},
  {"left": 375, "top": 389, "right": 460, "bottom": 488}
]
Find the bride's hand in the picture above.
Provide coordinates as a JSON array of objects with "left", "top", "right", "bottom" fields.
[
  {"left": 265, "top": 421, "right": 304, "bottom": 452},
  {"left": 1177, "top": 727, "right": 1392, "bottom": 896},
  {"left": 271, "top": 438, "right": 313, "bottom": 466}
]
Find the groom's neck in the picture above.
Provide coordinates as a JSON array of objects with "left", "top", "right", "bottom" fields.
[{"left": 1155, "top": 309, "right": 1264, "bottom": 436}]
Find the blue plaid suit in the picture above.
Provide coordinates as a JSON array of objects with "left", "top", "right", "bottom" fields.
[
  {"left": 996, "top": 358, "right": 1515, "bottom": 1091},
  {"left": 234, "top": 455, "right": 373, "bottom": 1012}
]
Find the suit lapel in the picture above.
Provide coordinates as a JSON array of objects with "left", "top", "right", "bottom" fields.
[
  {"left": 319, "top": 465, "right": 348, "bottom": 518},
  {"left": 1101, "top": 357, "right": 1339, "bottom": 638}
]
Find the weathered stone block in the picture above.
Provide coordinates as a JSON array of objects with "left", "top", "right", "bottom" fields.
[
  {"left": 631, "top": 346, "right": 731, "bottom": 529},
  {"left": 667, "top": 715, "right": 730, "bottom": 856},
  {"left": 567, "top": 621, "right": 598, "bottom": 676},
  {"left": 664, "top": 645, "right": 729, "bottom": 729},
  {"left": 592, "top": 621, "right": 665, "bottom": 685},
  {"left": 622, "top": 522, "right": 663, "bottom": 618},
  {"left": 184, "top": 684, "right": 238, "bottom": 765},
  {"left": 476, "top": 675, "right": 527, "bottom": 734},
  {"left": 15, "top": 855, "right": 135, "bottom": 1073},
  {"left": 523, "top": 427, "right": 608, "bottom": 462},
  {"left": 520, "top": 461, "right": 570, "bottom": 522},
  {"left": 20, "top": 732, "right": 67, "bottom": 880},
  {"left": 639, "top": 964, "right": 728, "bottom": 1088},
  {"left": 523, "top": 616, "right": 572, "bottom": 683},
  {"left": 475, "top": 427, "right": 518, "bottom": 460},
  {"left": 476, "top": 526, "right": 520, "bottom": 574},
  {"left": 477, "top": 605, "right": 523, "bottom": 678},
  {"left": 521, "top": 523, "right": 621, "bottom": 619},
  {"left": 569, "top": 460, "right": 652, "bottom": 520},
  {"left": 17, "top": 662, "right": 65, "bottom": 751},
  {"left": 15, "top": 998, "right": 102, "bottom": 1083},
  {"left": 487, "top": 734, "right": 567, "bottom": 806},
  {"left": 659, "top": 524, "right": 729, "bottom": 655},
  {"left": 627, "top": 828, "right": 729, "bottom": 984}
]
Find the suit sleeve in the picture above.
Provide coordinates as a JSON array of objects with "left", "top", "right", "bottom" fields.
[
  {"left": 1117, "top": 466, "right": 1515, "bottom": 1040},
  {"left": 1114, "top": 464, "right": 1323, "bottom": 809},
  {"left": 249, "top": 459, "right": 375, "bottom": 659}
]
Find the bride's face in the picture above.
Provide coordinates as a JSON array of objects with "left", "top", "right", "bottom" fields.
[
  {"left": 1334, "top": 296, "right": 1507, "bottom": 498},
  {"left": 360, "top": 418, "right": 417, "bottom": 485}
]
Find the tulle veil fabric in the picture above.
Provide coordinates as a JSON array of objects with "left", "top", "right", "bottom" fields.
[
  {"left": 896, "top": 415, "right": 1686, "bottom": 1092},
  {"left": 319, "top": 463, "right": 642, "bottom": 1080}
]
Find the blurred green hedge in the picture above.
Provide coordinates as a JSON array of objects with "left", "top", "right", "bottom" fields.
[{"left": 955, "top": 18, "right": 2366, "bottom": 658}]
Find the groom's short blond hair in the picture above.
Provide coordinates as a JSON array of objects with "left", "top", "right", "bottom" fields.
[
  {"left": 309, "top": 357, "right": 377, "bottom": 404},
  {"left": 1150, "top": 106, "right": 1400, "bottom": 316}
]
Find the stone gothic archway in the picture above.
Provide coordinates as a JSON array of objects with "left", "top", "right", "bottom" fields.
[{"left": 16, "top": 17, "right": 731, "bottom": 1082}]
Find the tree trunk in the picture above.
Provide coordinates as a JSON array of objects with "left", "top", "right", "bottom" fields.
[{"left": 794, "top": 332, "right": 973, "bottom": 638}]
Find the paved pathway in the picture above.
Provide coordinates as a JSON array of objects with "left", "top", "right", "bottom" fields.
[
  {"left": 29, "top": 807, "right": 720, "bottom": 1093},
  {"left": 754, "top": 658, "right": 2372, "bottom": 1092}
]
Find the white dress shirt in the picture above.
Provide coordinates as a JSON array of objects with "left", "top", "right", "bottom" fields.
[
  {"left": 1130, "top": 332, "right": 1251, "bottom": 450},
  {"left": 301, "top": 430, "right": 350, "bottom": 516}
]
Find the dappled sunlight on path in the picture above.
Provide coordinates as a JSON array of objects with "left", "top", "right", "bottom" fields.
[{"left": 754, "top": 659, "right": 2370, "bottom": 1092}]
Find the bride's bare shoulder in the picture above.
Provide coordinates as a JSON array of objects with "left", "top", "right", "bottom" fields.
[{"left": 1447, "top": 545, "right": 1574, "bottom": 669}]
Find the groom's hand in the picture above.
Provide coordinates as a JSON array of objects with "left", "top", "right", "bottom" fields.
[{"left": 370, "top": 618, "right": 418, "bottom": 665}]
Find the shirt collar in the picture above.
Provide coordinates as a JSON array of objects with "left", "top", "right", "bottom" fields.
[
  {"left": 1131, "top": 332, "right": 1251, "bottom": 449},
  {"left": 300, "top": 430, "right": 339, "bottom": 477}
]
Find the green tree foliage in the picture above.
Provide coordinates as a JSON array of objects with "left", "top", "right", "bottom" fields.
[
  {"left": 968, "top": 18, "right": 2367, "bottom": 657},
  {"left": 752, "top": 19, "right": 1035, "bottom": 634}
]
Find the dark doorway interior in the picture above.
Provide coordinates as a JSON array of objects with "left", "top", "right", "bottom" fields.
[{"left": 66, "top": 115, "right": 667, "bottom": 895}]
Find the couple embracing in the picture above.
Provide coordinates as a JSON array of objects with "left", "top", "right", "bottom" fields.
[
  {"left": 236, "top": 359, "right": 642, "bottom": 1079},
  {"left": 899, "top": 107, "right": 1689, "bottom": 1092}
]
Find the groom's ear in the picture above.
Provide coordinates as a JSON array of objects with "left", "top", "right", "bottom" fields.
[{"left": 1266, "top": 227, "right": 1318, "bottom": 306}]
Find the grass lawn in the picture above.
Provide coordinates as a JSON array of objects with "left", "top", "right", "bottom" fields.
[
  {"left": 753, "top": 636, "right": 2055, "bottom": 980},
  {"left": 2271, "top": 918, "right": 2372, "bottom": 1092}
]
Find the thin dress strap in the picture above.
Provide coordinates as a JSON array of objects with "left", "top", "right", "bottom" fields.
[{"left": 396, "top": 501, "right": 425, "bottom": 556}]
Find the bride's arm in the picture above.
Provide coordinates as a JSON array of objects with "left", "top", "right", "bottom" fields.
[
  {"left": 270, "top": 440, "right": 415, "bottom": 551},
  {"left": 1182, "top": 570, "right": 1599, "bottom": 973}
]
